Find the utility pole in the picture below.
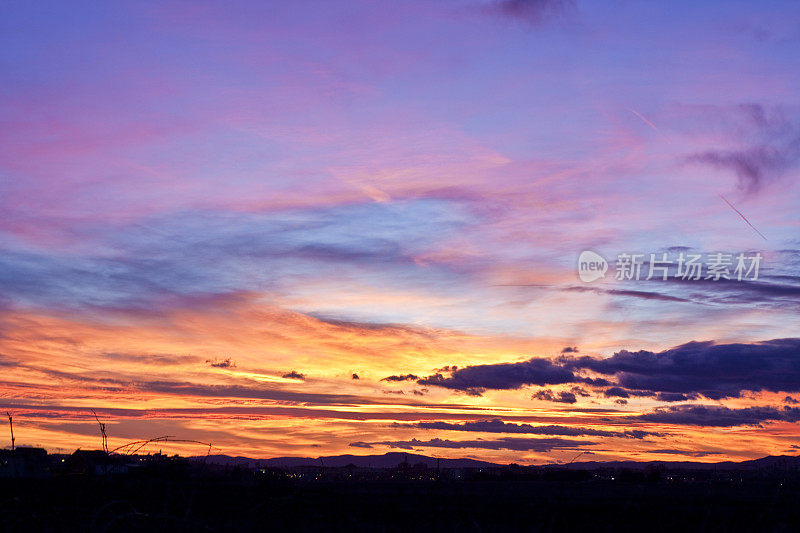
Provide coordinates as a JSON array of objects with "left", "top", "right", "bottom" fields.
[{"left": 6, "top": 412, "right": 13, "bottom": 451}]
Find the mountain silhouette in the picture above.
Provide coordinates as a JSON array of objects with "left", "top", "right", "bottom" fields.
[
  {"left": 194, "top": 452, "right": 498, "bottom": 469},
  {"left": 190, "top": 452, "right": 800, "bottom": 471}
]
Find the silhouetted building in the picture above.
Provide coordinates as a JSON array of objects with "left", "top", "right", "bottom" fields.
[
  {"left": 0, "top": 447, "right": 49, "bottom": 478},
  {"left": 65, "top": 449, "right": 129, "bottom": 475}
]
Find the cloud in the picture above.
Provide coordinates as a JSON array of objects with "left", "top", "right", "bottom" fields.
[
  {"left": 563, "top": 338, "right": 800, "bottom": 400},
  {"left": 488, "top": 0, "right": 575, "bottom": 24},
  {"left": 381, "top": 374, "right": 419, "bottom": 382},
  {"left": 281, "top": 371, "right": 306, "bottom": 380},
  {"left": 633, "top": 404, "right": 800, "bottom": 427},
  {"left": 130, "top": 378, "right": 484, "bottom": 409},
  {"left": 360, "top": 436, "right": 590, "bottom": 452},
  {"left": 561, "top": 346, "right": 579, "bottom": 353},
  {"left": 643, "top": 275, "right": 800, "bottom": 312},
  {"left": 682, "top": 104, "right": 800, "bottom": 195},
  {"left": 0, "top": 199, "right": 470, "bottom": 315},
  {"left": 566, "top": 254, "right": 800, "bottom": 312},
  {"left": 564, "top": 285, "right": 691, "bottom": 303},
  {"left": 571, "top": 386, "right": 591, "bottom": 397},
  {"left": 532, "top": 389, "right": 577, "bottom": 404},
  {"left": 602, "top": 387, "right": 632, "bottom": 398},
  {"left": 602, "top": 387, "right": 655, "bottom": 399},
  {"left": 102, "top": 352, "right": 201, "bottom": 366},
  {"left": 418, "top": 357, "right": 575, "bottom": 396},
  {"left": 648, "top": 449, "right": 724, "bottom": 457},
  {"left": 8, "top": 370, "right": 447, "bottom": 409},
  {"left": 396, "top": 419, "right": 658, "bottom": 439},
  {"left": 0, "top": 355, "right": 19, "bottom": 368},
  {"left": 687, "top": 147, "right": 791, "bottom": 195},
  {"left": 0, "top": 399, "right": 492, "bottom": 424},
  {"left": 417, "top": 338, "right": 800, "bottom": 400},
  {"left": 207, "top": 357, "right": 235, "bottom": 368},
  {"left": 655, "top": 392, "right": 700, "bottom": 402}
]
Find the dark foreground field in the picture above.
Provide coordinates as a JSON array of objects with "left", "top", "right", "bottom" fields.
[{"left": 2, "top": 470, "right": 799, "bottom": 532}]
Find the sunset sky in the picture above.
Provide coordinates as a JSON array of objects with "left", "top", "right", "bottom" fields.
[{"left": 2, "top": 0, "right": 800, "bottom": 464}]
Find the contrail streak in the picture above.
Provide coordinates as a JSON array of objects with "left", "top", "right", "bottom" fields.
[
  {"left": 717, "top": 193, "right": 767, "bottom": 241},
  {"left": 628, "top": 108, "right": 659, "bottom": 132}
]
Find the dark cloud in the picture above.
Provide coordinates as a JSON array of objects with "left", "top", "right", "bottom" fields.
[
  {"left": 361, "top": 436, "right": 590, "bottom": 452},
  {"left": 0, "top": 355, "right": 20, "bottom": 368},
  {"left": 351, "top": 373, "right": 360, "bottom": 380},
  {"left": 688, "top": 145, "right": 797, "bottom": 195},
  {"left": 489, "top": 0, "right": 574, "bottom": 24},
  {"left": 102, "top": 352, "right": 201, "bottom": 366},
  {"left": 207, "top": 357, "right": 235, "bottom": 369},
  {"left": 705, "top": 279, "right": 800, "bottom": 307},
  {"left": 564, "top": 285, "right": 691, "bottom": 303},
  {"left": 381, "top": 374, "right": 419, "bottom": 382},
  {"left": 397, "top": 419, "right": 658, "bottom": 439},
  {"left": 281, "top": 371, "right": 306, "bottom": 380},
  {"left": 532, "top": 389, "right": 577, "bottom": 404},
  {"left": 418, "top": 338, "right": 800, "bottom": 400},
  {"left": 667, "top": 246, "right": 693, "bottom": 253},
  {"left": 139, "top": 380, "right": 381, "bottom": 405},
  {"left": 656, "top": 392, "right": 700, "bottom": 402},
  {"left": 418, "top": 358, "right": 575, "bottom": 396},
  {"left": 602, "top": 387, "right": 655, "bottom": 399},
  {"left": 561, "top": 346, "right": 579, "bottom": 353},
  {"left": 310, "top": 316, "right": 436, "bottom": 338},
  {"left": 571, "top": 386, "right": 591, "bottom": 397},
  {"left": 633, "top": 404, "right": 800, "bottom": 427},
  {"left": 578, "top": 377, "right": 612, "bottom": 387},
  {"left": 646, "top": 276, "right": 800, "bottom": 312},
  {"left": 784, "top": 396, "right": 799, "bottom": 405},
  {"left": 648, "top": 449, "right": 724, "bottom": 457},
  {"left": 563, "top": 338, "right": 800, "bottom": 400},
  {"left": 682, "top": 104, "right": 800, "bottom": 195},
  {"left": 568, "top": 254, "right": 800, "bottom": 311}
]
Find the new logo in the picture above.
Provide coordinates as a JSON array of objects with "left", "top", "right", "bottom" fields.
[{"left": 578, "top": 251, "right": 608, "bottom": 282}]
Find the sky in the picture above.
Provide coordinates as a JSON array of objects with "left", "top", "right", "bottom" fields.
[{"left": 1, "top": 0, "right": 800, "bottom": 464}]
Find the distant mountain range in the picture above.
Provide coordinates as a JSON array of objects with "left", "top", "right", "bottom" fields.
[
  {"left": 189, "top": 452, "right": 800, "bottom": 471},
  {"left": 560, "top": 454, "right": 800, "bottom": 471},
  {"left": 192, "top": 452, "right": 497, "bottom": 469}
]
